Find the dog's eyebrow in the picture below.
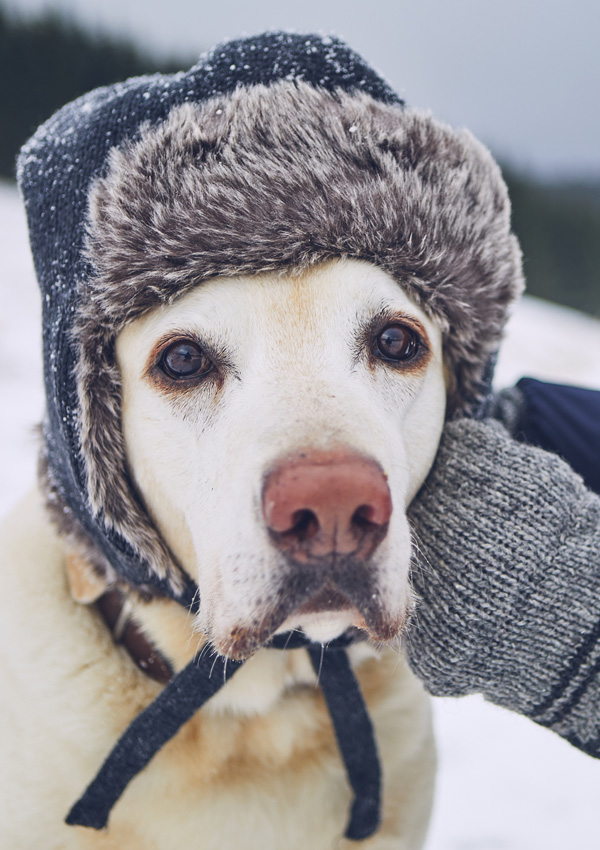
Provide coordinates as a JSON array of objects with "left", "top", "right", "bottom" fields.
[{"left": 353, "top": 305, "right": 431, "bottom": 343}]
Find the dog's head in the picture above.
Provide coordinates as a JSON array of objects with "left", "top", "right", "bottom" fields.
[
  {"left": 19, "top": 36, "right": 523, "bottom": 655},
  {"left": 115, "top": 258, "right": 446, "bottom": 656}
]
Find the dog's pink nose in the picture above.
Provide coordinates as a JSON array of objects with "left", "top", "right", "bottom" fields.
[{"left": 262, "top": 450, "right": 392, "bottom": 560}]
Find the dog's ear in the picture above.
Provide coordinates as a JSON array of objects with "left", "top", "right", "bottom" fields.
[{"left": 65, "top": 552, "right": 107, "bottom": 603}]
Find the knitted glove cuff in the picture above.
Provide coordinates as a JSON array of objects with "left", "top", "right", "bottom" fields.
[{"left": 406, "top": 419, "right": 600, "bottom": 751}]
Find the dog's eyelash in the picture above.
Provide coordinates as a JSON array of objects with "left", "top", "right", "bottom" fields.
[
  {"left": 144, "top": 334, "right": 238, "bottom": 394},
  {"left": 353, "top": 312, "right": 431, "bottom": 371}
]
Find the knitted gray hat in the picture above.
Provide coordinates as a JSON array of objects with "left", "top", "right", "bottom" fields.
[{"left": 18, "top": 31, "right": 523, "bottom": 601}]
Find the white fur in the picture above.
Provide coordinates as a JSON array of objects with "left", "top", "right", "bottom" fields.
[{"left": 116, "top": 258, "right": 446, "bottom": 651}]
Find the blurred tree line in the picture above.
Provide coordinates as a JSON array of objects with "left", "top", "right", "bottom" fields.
[
  {"left": 1, "top": 3, "right": 598, "bottom": 317},
  {"left": 502, "top": 172, "right": 600, "bottom": 317},
  {"left": 0, "top": 3, "right": 188, "bottom": 177}
]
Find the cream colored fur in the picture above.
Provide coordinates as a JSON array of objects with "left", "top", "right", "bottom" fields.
[
  {"left": 0, "top": 258, "right": 444, "bottom": 848},
  {"left": 116, "top": 259, "right": 446, "bottom": 651}
]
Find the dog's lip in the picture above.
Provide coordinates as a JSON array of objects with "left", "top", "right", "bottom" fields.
[
  {"left": 212, "top": 600, "right": 366, "bottom": 660},
  {"left": 284, "top": 585, "right": 368, "bottom": 635},
  {"left": 277, "top": 586, "right": 367, "bottom": 638},
  {"left": 275, "top": 583, "right": 407, "bottom": 646}
]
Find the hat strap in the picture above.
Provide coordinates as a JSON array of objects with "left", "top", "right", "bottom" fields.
[{"left": 66, "top": 633, "right": 381, "bottom": 841}]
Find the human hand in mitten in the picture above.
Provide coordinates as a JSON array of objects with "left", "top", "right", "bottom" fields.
[{"left": 405, "top": 418, "right": 600, "bottom": 757}]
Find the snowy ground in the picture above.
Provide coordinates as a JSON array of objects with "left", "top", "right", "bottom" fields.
[{"left": 1, "top": 181, "right": 599, "bottom": 847}]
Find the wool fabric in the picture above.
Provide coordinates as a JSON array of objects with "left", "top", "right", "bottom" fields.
[{"left": 406, "top": 418, "right": 600, "bottom": 757}]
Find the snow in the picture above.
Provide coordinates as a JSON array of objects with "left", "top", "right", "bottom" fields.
[
  {"left": 1, "top": 180, "right": 599, "bottom": 845},
  {"left": 0, "top": 182, "right": 44, "bottom": 513}
]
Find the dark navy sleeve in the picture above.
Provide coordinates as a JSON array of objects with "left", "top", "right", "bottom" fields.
[{"left": 517, "top": 377, "right": 600, "bottom": 495}]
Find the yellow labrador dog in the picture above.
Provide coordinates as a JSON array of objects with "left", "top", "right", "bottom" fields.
[
  {"left": 0, "top": 259, "right": 442, "bottom": 849},
  {"left": 1, "top": 32, "right": 522, "bottom": 850},
  {"left": 0, "top": 258, "right": 443, "bottom": 849}
]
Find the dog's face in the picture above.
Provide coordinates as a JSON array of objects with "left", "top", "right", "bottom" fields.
[{"left": 116, "top": 258, "right": 446, "bottom": 657}]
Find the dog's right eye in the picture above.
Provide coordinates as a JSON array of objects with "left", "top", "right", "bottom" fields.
[
  {"left": 373, "top": 324, "right": 419, "bottom": 363},
  {"left": 160, "top": 340, "right": 214, "bottom": 380}
]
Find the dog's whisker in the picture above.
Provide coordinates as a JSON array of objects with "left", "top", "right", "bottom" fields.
[
  {"left": 410, "top": 552, "right": 433, "bottom": 582},
  {"left": 208, "top": 646, "right": 221, "bottom": 679},
  {"left": 314, "top": 642, "right": 325, "bottom": 688},
  {"left": 282, "top": 630, "right": 296, "bottom": 652},
  {"left": 391, "top": 644, "right": 403, "bottom": 672},
  {"left": 184, "top": 590, "right": 200, "bottom": 627},
  {"left": 409, "top": 527, "right": 436, "bottom": 580},
  {"left": 195, "top": 636, "right": 211, "bottom": 661},
  {"left": 185, "top": 623, "right": 202, "bottom": 654}
]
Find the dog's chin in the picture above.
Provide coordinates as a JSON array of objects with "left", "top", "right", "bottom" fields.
[
  {"left": 210, "top": 597, "right": 408, "bottom": 660},
  {"left": 208, "top": 554, "right": 411, "bottom": 659}
]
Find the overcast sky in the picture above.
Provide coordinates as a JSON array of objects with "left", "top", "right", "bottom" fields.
[{"left": 7, "top": 0, "right": 600, "bottom": 178}]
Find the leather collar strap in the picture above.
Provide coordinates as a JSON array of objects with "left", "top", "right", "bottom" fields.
[
  {"left": 96, "top": 589, "right": 174, "bottom": 685},
  {"left": 66, "top": 625, "right": 381, "bottom": 841}
]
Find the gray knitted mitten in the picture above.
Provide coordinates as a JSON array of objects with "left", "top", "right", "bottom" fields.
[{"left": 406, "top": 418, "right": 600, "bottom": 757}]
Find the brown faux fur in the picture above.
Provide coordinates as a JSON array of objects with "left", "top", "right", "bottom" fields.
[{"left": 74, "top": 81, "right": 523, "bottom": 592}]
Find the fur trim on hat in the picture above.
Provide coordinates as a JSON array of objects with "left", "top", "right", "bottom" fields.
[{"left": 75, "top": 80, "right": 522, "bottom": 592}]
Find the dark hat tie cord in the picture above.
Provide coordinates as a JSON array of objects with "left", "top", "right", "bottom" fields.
[
  {"left": 66, "top": 630, "right": 381, "bottom": 842},
  {"left": 306, "top": 643, "right": 381, "bottom": 841}
]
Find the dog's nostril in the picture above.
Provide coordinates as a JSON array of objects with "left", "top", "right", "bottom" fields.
[
  {"left": 351, "top": 504, "right": 380, "bottom": 530},
  {"left": 289, "top": 509, "right": 320, "bottom": 541}
]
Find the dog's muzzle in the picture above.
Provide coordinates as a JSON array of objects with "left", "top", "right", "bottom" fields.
[{"left": 214, "top": 449, "right": 397, "bottom": 659}]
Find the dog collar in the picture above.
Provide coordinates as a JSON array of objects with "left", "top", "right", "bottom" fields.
[
  {"left": 96, "top": 587, "right": 174, "bottom": 684},
  {"left": 67, "top": 596, "right": 381, "bottom": 842}
]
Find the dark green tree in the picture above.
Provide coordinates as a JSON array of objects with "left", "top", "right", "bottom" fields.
[
  {"left": 1, "top": 4, "right": 598, "bottom": 316},
  {"left": 504, "top": 171, "right": 600, "bottom": 318},
  {"left": 0, "top": 4, "right": 191, "bottom": 178}
]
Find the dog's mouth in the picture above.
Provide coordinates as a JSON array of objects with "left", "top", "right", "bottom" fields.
[
  {"left": 278, "top": 585, "right": 367, "bottom": 644},
  {"left": 212, "top": 554, "right": 407, "bottom": 660}
]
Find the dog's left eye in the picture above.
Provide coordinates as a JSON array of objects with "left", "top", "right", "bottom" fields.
[
  {"left": 374, "top": 324, "right": 419, "bottom": 362},
  {"left": 160, "top": 340, "right": 214, "bottom": 380}
]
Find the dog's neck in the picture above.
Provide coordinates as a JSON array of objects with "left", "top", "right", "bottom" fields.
[
  {"left": 65, "top": 551, "right": 379, "bottom": 718},
  {"left": 66, "top": 550, "right": 190, "bottom": 678}
]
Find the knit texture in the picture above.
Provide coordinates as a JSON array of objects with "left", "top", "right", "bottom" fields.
[
  {"left": 487, "top": 385, "right": 527, "bottom": 435},
  {"left": 406, "top": 418, "right": 600, "bottom": 756}
]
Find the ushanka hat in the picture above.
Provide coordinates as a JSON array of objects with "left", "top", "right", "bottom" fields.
[{"left": 18, "top": 31, "right": 524, "bottom": 840}]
